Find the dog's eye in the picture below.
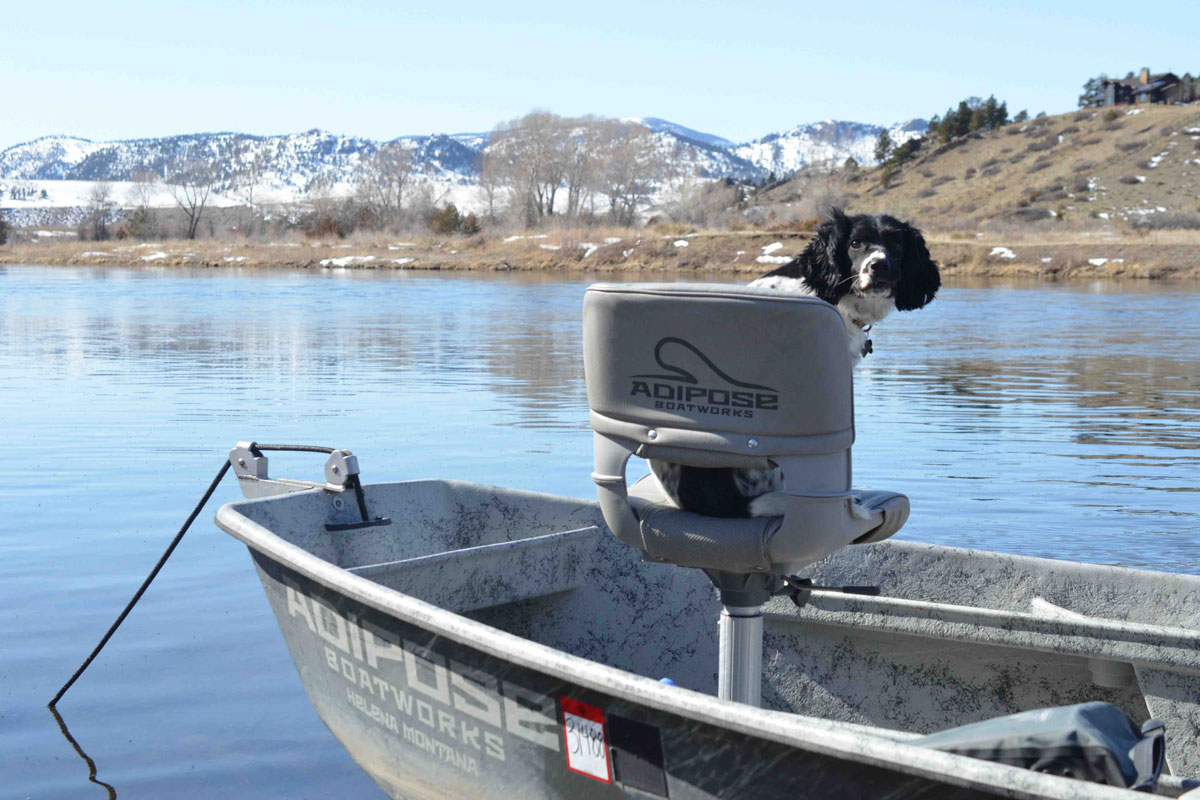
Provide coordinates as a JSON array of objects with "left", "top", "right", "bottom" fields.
[{"left": 849, "top": 239, "right": 863, "bottom": 249}]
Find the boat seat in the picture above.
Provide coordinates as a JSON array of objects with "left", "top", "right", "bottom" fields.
[
  {"left": 584, "top": 282, "right": 909, "bottom": 579},
  {"left": 626, "top": 474, "right": 908, "bottom": 574}
]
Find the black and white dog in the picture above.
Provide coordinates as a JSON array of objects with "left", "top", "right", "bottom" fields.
[{"left": 649, "top": 208, "right": 940, "bottom": 518}]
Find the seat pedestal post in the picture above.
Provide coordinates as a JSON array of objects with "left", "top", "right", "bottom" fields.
[
  {"left": 706, "top": 571, "right": 781, "bottom": 707},
  {"left": 718, "top": 604, "right": 763, "bottom": 706}
]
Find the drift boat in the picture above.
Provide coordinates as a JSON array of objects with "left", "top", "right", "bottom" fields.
[{"left": 216, "top": 284, "right": 1200, "bottom": 799}]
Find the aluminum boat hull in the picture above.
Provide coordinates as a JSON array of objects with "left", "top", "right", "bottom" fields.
[{"left": 216, "top": 479, "right": 1200, "bottom": 799}]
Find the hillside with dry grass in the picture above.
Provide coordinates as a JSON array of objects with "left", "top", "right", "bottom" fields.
[
  {"left": 768, "top": 104, "right": 1200, "bottom": 230},
  {"left": 741, "top": 104, "right": 1200, "bottom": 279}
]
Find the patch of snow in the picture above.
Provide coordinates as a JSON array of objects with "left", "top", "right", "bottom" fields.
[
  {"left": 538, "top": 244, "right": 561, "bottom": 251},
  {"left": 621, "top": 249, "right": 634, "bottom": 259},
  {"left": 604, "top": 237, "right": 622, "bottom": 244},
  {"left": 1048, "top": 210, "right": 1058, "bottom": 217},
  {"left": 392, "top": 258, "right": 414, "bottom": 265},
  {"left": 580, "top": 243, "right": 599, "bottom": 258},
  {"left": 34, "top": 230, "right": 74, "bottom": 238},
  {"left": 79, "top": 251, "right": 108, "bottom": 257},
  {"left": 224, "top": 256, "right": 248, "bottom": 262},
  {"left": 141, "top": 251, "right": 167, "bottom": 261},
  {"left": 1098, "top": 213, "right": 1110, "bottom": 220},
  {"left": 502, "top": 235, "right": 523, "bottom": 243},
  {"left": 388, "top": 243, "right": 416, "bottom": 249},
  {"left": 1041, "top": 257, "right": 1052, "bottom": 263},
  {"left": 1113, "top": 259, "right": 1125, "bottom": 263},
  {"left": 673, "top": 240, "right": 689, "bottom": 247},
  {"left": 989, "top": 247, "right": 1016, "bottom": 260},
  {"left": 1134, "top": 175, "right": 1147, "bottom": 182},
  {"left": 755, "top": 255, "right": 791, "bottom": 265},
  {"left": 1125, "top": 108, "right": 1144, "bottom": 116},
  {"left": 761, "top": 242, "right": 783, "bottom": 254},
  {"left": 1088, "top": 258, "right": 1109, "bottom": 266},
  {"left": 530, "top": 234, "right": 548, "bottom": 239},
  {"left": 319, "top": 255, "right": 375, "bottom": 267}
]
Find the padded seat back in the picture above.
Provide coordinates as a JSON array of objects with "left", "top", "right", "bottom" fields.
[{"left": 584, "top": 283, "right": 904, "bottom": 576}]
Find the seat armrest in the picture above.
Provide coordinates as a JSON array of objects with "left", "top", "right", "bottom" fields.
[{"left": 850, "top": 490, "right": 910, "bottom": 544}]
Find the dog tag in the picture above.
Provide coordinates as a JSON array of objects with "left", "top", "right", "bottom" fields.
[{"left": 862, "top": 338, "right": 873, "bottom": 357}]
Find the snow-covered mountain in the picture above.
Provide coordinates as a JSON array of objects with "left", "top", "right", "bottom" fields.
[
  {"left": 733, "top": 119, "right": 928, "bottom": 176},
  {"left": 0, "top": 117, "right": 928, "bottom": 219}
]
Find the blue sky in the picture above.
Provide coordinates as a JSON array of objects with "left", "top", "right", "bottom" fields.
[{"left": 2, "top": 0, "right": 1196, "bottom": 147}]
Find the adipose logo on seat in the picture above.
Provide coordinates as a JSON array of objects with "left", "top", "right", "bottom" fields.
[{"left": 630, "top": 337, "right": 779, "bottom": 417}]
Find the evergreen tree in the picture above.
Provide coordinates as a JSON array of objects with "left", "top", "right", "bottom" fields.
[
  {"left": 0, "top": 216, "right": 9, "bottom": 246},
  {"left": 982, "top": 96, "right": 998, "bottom": 127},
  {"left": 1014, "top": 110, "right": 1029, "bottom": 123},
  {"left": 843, "top": 156, "right": 859, "bottom": 172},
  {"left": 879, "top": 162, "right": 897, "bottom": 188},
  {"left": 874, "top": 129, "right": 893, "bottom": 163},
  {"left": 927, "top": 115, "right": 941, "bottom": 134},
  {"left": 429, "top": 203, "right": 462, "bottom": 234},
  {"left": 992, "top": 101, "right": 1009, "bottom": 128},
  {"left": 937, "top": 109, "right": 957, "bottom": 144},
  {"left": 1079, "top": 75, "right": 1107, "bottom": 108},
  {"left": 954, "top": 100, "right": 972, "bottom": 138}
]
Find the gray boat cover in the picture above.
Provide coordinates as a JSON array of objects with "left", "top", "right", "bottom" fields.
[{"left": 914, "top": 702, "right": 1165, "bottom": 791}]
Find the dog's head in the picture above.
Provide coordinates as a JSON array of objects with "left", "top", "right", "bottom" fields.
[{"left": 799, "top": 208, "right": 941, "bottom": 311}]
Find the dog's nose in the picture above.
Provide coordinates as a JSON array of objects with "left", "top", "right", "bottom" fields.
[{"left": 864, "top": 251, "right": 891, "bottom": 274}]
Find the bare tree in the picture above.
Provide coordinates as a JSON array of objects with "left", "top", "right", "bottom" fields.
[
  {"left": 126, "top": 170, "right": 158, "bottom": 209},
  {"left": 234, "top": 146, "right": 268, "bottom": 236},
  {"left": 592, "top": 120, "right": 669, "bottom": 226},
  {"left": 561, "top": 116, "right": 602, "bottom": 221},
  {"left": 354, "top": 143, "right": 413, "bottom": 228},
  {"left": 125, "top": 170, "right": 159, "bottom": 239},
  {"left": 84, "top": 182, "right": 116, "bottom": 240},
  {"left": 476, "top": 153, "right": 504, "bottom": 223},
  {"left": 488, "top": 111, "right": 570, "bottom": 226},
  {"left": 167, "top": 158, "right": 214, "bottom": 240}
]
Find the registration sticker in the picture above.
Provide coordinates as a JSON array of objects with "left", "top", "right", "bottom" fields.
[{"left": 561, "top": 697, "right": 611, "bottom": 782}]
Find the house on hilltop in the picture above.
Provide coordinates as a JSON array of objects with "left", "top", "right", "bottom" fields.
[{"left": 1089, "top": 68, "right": 1200, "bottom": 106}]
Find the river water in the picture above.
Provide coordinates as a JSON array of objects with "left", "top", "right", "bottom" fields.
[{"left": 2, "top": 265, "right": 1197, "bottom": 798}]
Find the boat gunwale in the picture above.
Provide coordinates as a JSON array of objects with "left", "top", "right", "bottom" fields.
[{"left": 215, "top": 478, "right": 1149, "bottom": 800}]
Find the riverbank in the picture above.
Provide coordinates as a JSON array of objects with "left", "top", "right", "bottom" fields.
[{"left": 3, "top": 227, "right": 1199, "bottom": 279}]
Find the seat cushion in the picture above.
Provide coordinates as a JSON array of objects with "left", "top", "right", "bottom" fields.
[
  {"left": 626, "top": 475, "right": 908, "bottom": 573},
  {"left": 628, "top": 474, "right": 780, "bottom": 572}
]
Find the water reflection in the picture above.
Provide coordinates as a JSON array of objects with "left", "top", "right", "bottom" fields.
[{"left": 49, "top": 706, "right": 118, "bottom": 800}]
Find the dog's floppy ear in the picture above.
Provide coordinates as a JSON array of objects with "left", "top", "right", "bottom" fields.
[
  {"left": 797, "top": 207, "right": 848, "bottom": 304},
  {"left": 894, "top": 222, "right": 941, "bottom": 311}
]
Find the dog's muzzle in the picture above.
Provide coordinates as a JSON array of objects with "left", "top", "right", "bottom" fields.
[{"left": 858, "top": 251, "right": 895, "bottom": 290}]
